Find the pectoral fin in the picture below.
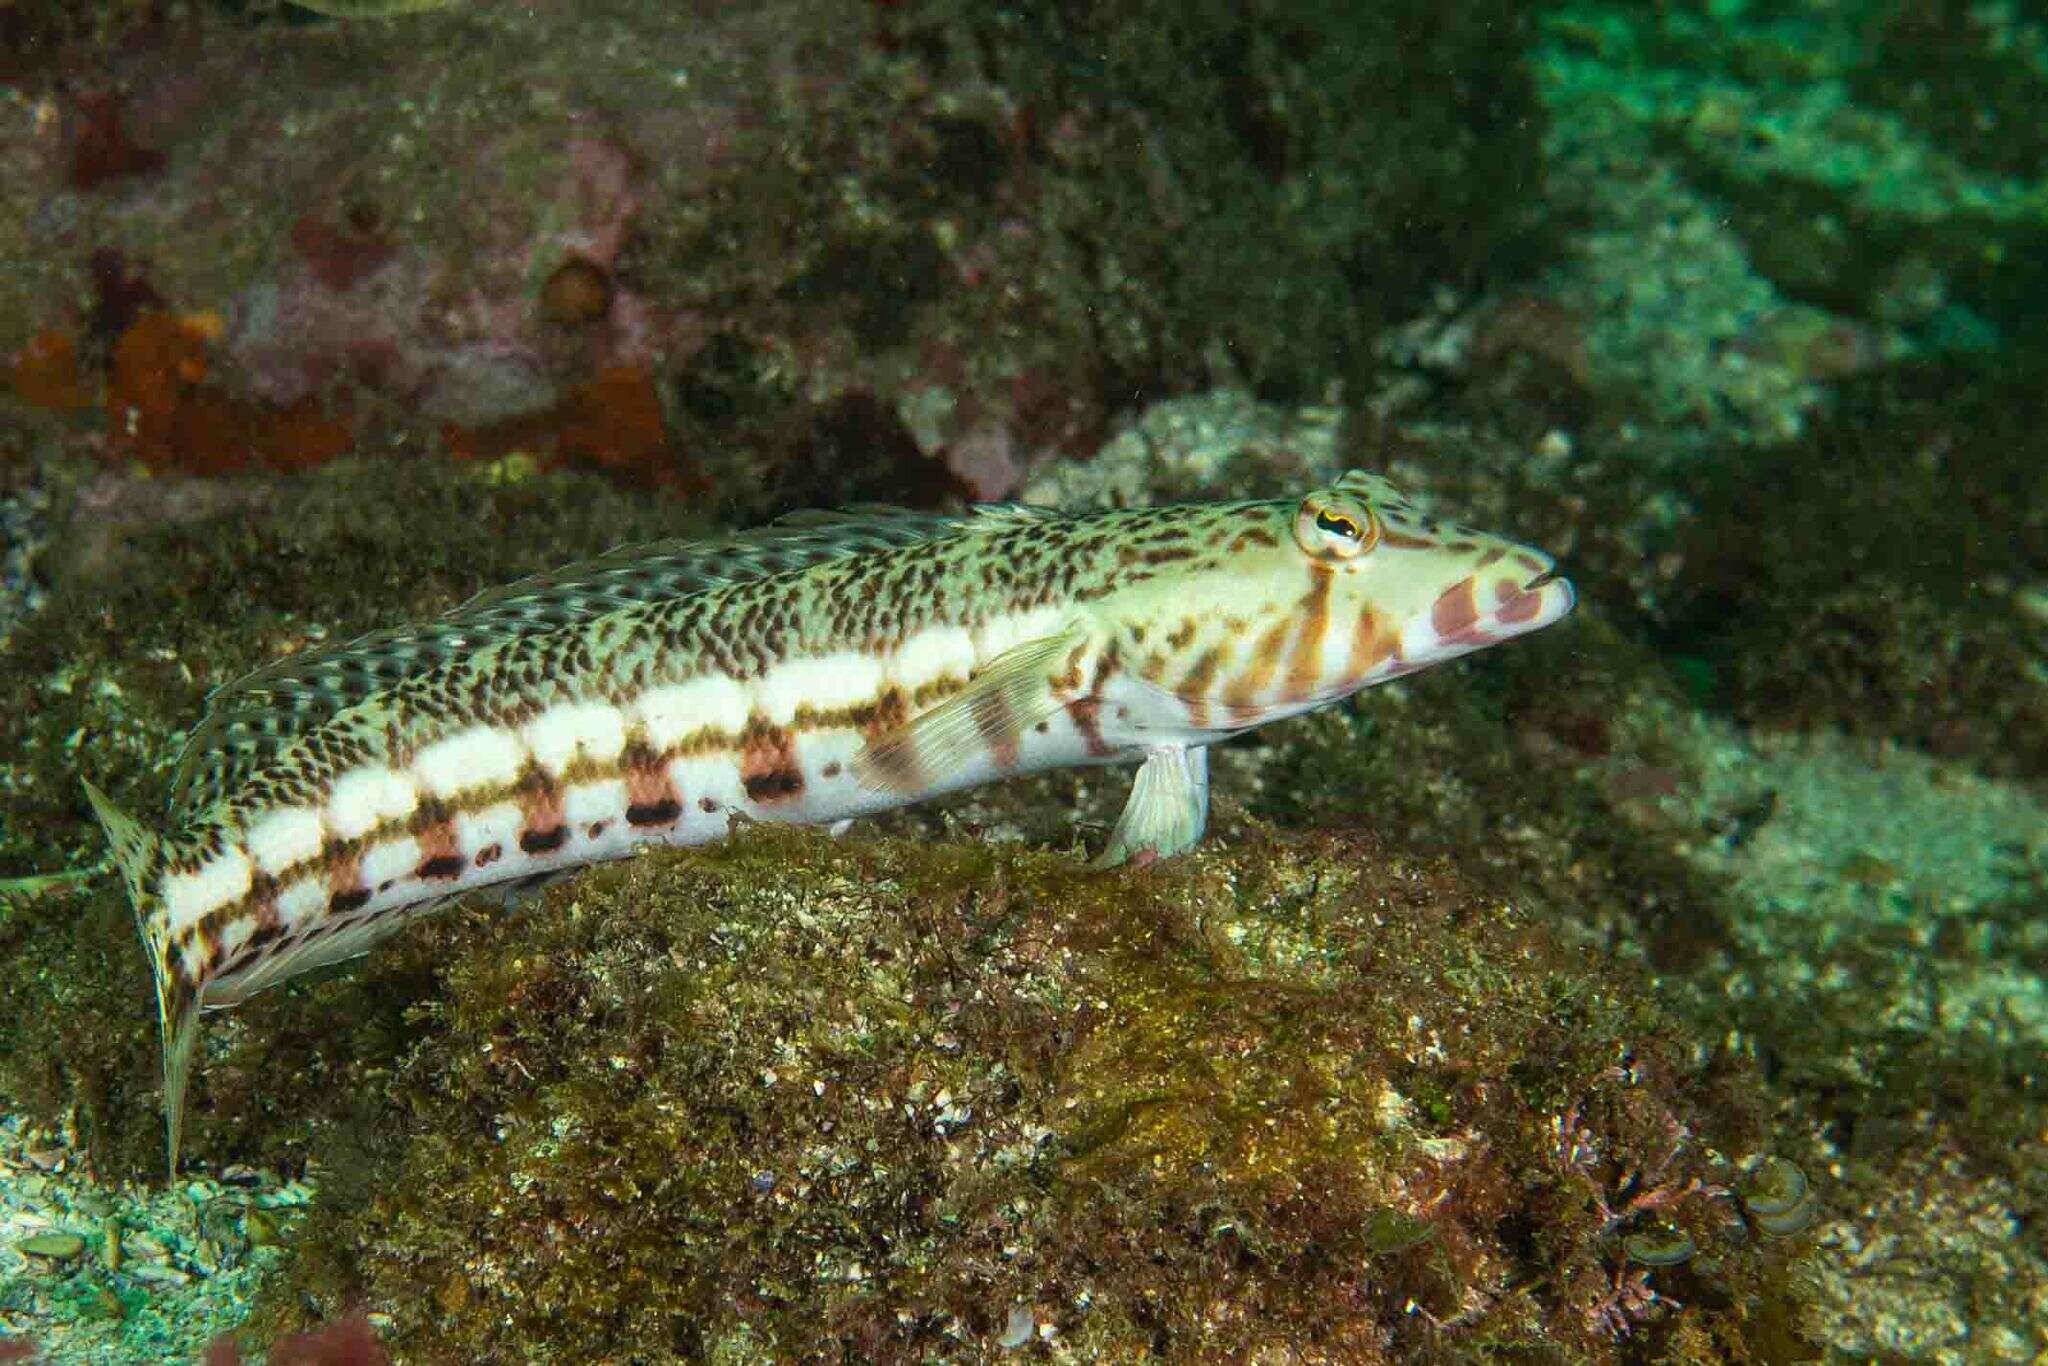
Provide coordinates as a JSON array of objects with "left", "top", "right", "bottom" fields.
[
  {"left": 1094, "top": 745, "right": 1209, "bottom": 869},
  {"left": 855, "top": 627, "right": 1084, "bottom": 795}
]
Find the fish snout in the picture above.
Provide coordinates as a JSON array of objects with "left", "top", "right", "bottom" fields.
[{"left": 1488, "top": 554, "right": 1575, "bottom": 633}]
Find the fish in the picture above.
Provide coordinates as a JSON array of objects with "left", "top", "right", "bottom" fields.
[{"left": 84, "top": 469, "right": 1574, "bottom": 1173}]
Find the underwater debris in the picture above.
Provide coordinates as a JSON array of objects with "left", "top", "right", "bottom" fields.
[
  {"left": 203, "top": 1308, "right": 389, "bottom": 1365},
  {"left": 1621, "top": 1224, "right": 1697, "bottom": 1267},
  {"left": 15, "top": 1232, "right": 87, "bottom": 1262},
  {"left": 1585, "top": 1264, "right": 1675, "bottom": 1340},
  {"left": 443, "top": 363, "right": 683, "bottom": 487},
  {"left": 537, "top": 257, "right": 613, "bottom": 328},
  {"left": 551, "top": 365, "right": 671, "bottom": 481},
  {"left": 5, "top": 331, "right": 88, "bottom": 412},
  {"left": 288, "top": 212, "right": 398, "bottom": 294},
  {"left": 1741, "top": 1157, "right": 1816, "bottom": 1238},
  {"left": 106, "top": 312, "right": 355, "bottom": 474},
  {"left": 85, "top": 249, "right": 166, "bottom": 354},
  {"left": 67, "top": 89, "right": 164, "bottom": 192}
]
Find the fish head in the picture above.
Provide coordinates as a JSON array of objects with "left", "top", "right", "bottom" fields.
[
  {"left": 1306, "top": 469, "right": 1576, "bottom": 693},
  {"left": 1101, "top": 469, "right": 1575, "bottom": 733}
]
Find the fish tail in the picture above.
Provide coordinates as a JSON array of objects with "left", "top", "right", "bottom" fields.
[{"left": 81, "top": 777, "right": 199, "bottom": 1178}]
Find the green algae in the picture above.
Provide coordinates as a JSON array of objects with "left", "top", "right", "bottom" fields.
[
  {"left": 242, "top": 827, "right": 1789, "bottom": 1360},
  {"left": 1537, "top": 2, "right": 2048, "bottom": 351}
]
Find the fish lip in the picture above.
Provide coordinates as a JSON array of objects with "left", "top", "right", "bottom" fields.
[{"left": 1523, "top": 566, "right": 1565, "bottom": 590}]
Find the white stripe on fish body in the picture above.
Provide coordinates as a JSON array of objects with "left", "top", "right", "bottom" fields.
[
  {"left": 162, "top": 852, "right": 254, "bottom": 941},
  {"left": 417, "top": 724, "right": 530, "bottom": 797},
  {"left": 968, "top": 606, "right": 1070, "bottom": 671},
  {"left": 359, "top": 835, "right": 422, "bottom": 891},
  {"left": 244, "top": 806, "right": 324, "bottom": 876},
  {"left": 456, "top": 802, "right": 524, "bottom": 866},
  {"left": 276, "top": 875, "right": 326, "bottom": 927},
  {"left": 520, "top": 706, "right": 625, "bottom": 781},
  {"left": 754, "top": 654, "right": 884, "bottom": 726},
  {"left": 325, "top": 766, "right": 418, "bottom": 841},
  {"left": 635, "top": 676, "right": 752, "bottom": 750}
]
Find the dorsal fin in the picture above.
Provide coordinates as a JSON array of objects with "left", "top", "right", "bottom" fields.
[{"left": 166, "top": 504, "right": 1051, "bottom": 819}]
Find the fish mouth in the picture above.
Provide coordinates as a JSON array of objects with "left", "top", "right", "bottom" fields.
[{"left": 1486, "top": 564, "right": 1576, "bottom": 634}]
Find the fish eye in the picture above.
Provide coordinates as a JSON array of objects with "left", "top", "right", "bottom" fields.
[
  {"left": 1315, "top": 509, "right": 1362, "bottom": 539},
  {"left": 1294, "top": 494, "right": 1379, "bottom": 561}
]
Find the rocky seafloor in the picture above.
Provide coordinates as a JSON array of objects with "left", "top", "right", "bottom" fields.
[{"left": 2, "top": 1, "right": 2045, "bottom": 1362}]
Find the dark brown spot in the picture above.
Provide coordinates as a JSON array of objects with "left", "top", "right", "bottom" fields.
[
  {"left": 627, "top": 798, "right": 684, "bottom": 827},
  {"left": 699, "top": 796, "right": 720, "bottom": 813},
  {"left": 587, "top": 822, "right": 609, "bottom": 839},
  {"left": 417, "top": 853, "right": 464, "bottom": 880},
  {"left": 859, "top": 688, "right": 908, "bottom": 741},
  {"left": 1349, "top": 608, "right": 1394, "bottom": 677},
  {"left": 1177, "top": 646, "right": 1228, "bottom": 728},
  {"left": 520, "top": 825, "right": 568, "bottom": 855},
  {"left": 744, "top": 768, "right": 805, "bottom": 803},
  {"left": 821, "top": 761, "right": 843, "bottom": 779},
  {"left": 475, "top": 843, "right": 503, "bottom": 867},
  {"left": 329, "top": 887, "right": 371, "bottom": 914},
  {"left": 516, "top": 763, "right": 566, "bottom": 832},
  {"left": 408, "top": 802, "right": 465, "bottom": 882}
]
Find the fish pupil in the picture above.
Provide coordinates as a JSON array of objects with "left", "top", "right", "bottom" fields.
[{"left": 1315, "top": 510, "right": 1359, "bottom": 540}]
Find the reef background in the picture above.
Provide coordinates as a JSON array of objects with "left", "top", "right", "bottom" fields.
[{"left": 0, "top": 0, "right": 2043, "bottom": 1361}]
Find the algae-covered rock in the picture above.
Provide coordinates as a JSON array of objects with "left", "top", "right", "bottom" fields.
[
  {"left": 249, "top": 827, "right": 1789, "bottom": 1360},
  {"left": 942, "top": 0, "right": 1550, "bottom": 399},
  {"left": 1657, "top": 352, "right": 2048, "bottom": 782}
]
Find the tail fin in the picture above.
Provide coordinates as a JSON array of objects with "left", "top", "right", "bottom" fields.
[{"left": 81, "top": 778, "right": 200, "bottom": 1179}]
